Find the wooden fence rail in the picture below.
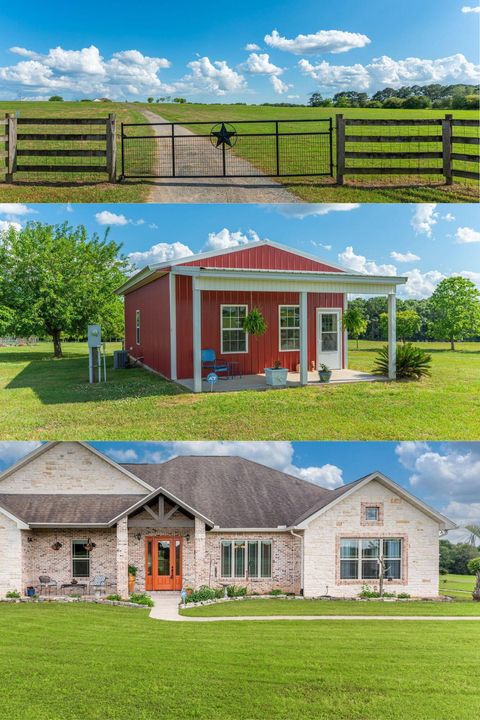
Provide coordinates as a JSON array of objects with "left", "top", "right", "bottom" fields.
[
  {"left": 336, "top": 113, "right": 480, "bottom": 186},
  {"left": 2, "top": 113, "right": 116, "bottom": 182}
]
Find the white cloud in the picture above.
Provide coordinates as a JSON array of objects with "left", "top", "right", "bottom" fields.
[
  {"left": 294, "top": 463, "right": 343, "bottom": 489},
  {"left": 244, "top": 43, "right": 261, "bottom": 51},
  {"left": 461, "top": 5, "right": 480, "bottom": 12},
  {"left": 400, "top": 268, "right": 446, "bottom": 299},
  {"left": 0, "top": 203, "right": 35, "bottom": 216},
  {"left": 299, "top": 53, "right": 480, "bottom": 92},
  {"left": 390, "top": 251, "right": 421, "bottom": 263},
  {"left": 455, "top": 226, "right": 480, "bottom": 244},
  {"left": 411, "top": 203, "right": 438, "bottom": 237},
  {"left": 65, "top": 203, "right": 74, "bottom": 213},
  {"left": 177, "top": 57, "right": 246, "bottom": 96},
  {"left": 442, "top": 213, "right": 455, "bottom": 222},
  {"left": 0, "top": 442, "right": 42, "bottom": 467},
  {"left": 242, "top": 53, "right": 283, "bottom": 75},
  {"left": 271, "top": 76, "right": 291, "bottom": 94},
  {"left": 95, "top": 210, "right": 129, "bottom": 226},
  {"left": 104, "top": 447, "right": 140, "bottom": 463},
  {"left": 395, "top": 442, "right": 430, "bottom": 471},
  {"left": 338, "top": 246, "right": 397, "bottom": 276},
  {"left": 0, "top": 220, "right": 22, "bottom": 234},
  {"left": 265, "top": 29, "right": 371, "bottom": 55},
  {"left": 274, "top": 203, "right": 360, "bottom": 219},
  {"left": 457, "top": 271, "right": 480, "bottom": 289},
  {"left": 203, "top": 228, "right": 264, "bottom": 251},
  {"left": 127, "top": 241, "right": 193, "bottom": 268}
]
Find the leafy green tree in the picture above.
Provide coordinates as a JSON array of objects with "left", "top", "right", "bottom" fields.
[
  {"left": 0, "top": 223, "right": 129, "bottom": 358},
  {"left": 428, "top": 277, "right": 480, "bottom": 350},
  {"left": 382, "top": 97, "right": 404, "bottom": 109},
  {"left": 467, "top": 558, "right": 480, "bottom": 601},
  {"left": 403, "top": 95, "right": 432, "bottom": 109},
  {"left": 379, "top": 309, "right": 421, "bottom": 343},
  {"left": 343, "top": 306, "right": 368, "bottom": 349},
  {"left": 308, "top": 92, "right": 323, "bottom": 107},
  {"left": 147, "top": 97, "right": 154, "bottom": 104},
  {"left": 48, "top": 95, "right": 63, "bottom": 101},
  {"left": 0, "top": 305, "right": 15, "bottom": 337}
]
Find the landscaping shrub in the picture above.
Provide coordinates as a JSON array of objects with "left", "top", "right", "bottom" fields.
[
  {"left": 5, "top": 590, "right": 21, "bottom": 599},
  {"left": 359, "top": 585, "right": 381, "bottom": 598},
  {"left": 373, "top": 343, "right": 432, "bottom": 379},
  {"left": 269, "top": 589, "right": 284, "bottom": 596},
  {"left": 397, "top": 592, "right": 411, "bottom": 599},
  {"left": 185, "top": 586, "right": 223, "bottom": 603},
  {"left": 226, "top": 585, "right": 247, "bottom": 598},
  {"left": 106, "top": 594, "right": 122, "bottom": 601},
  {"left": 467, "top": 558, "right": 480, "bottom": 601},
  {"left": 129, "top": 593, "right": 154, "bottom": 607}
]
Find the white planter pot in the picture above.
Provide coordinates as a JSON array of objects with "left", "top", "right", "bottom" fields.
[{"left": 264, "top": 367, "right": 288, "bottom": 386}]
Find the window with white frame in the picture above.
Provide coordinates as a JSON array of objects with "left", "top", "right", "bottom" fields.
[
  {"left": 221, "top": 305, "right": 248, "bottom": 354},
  {"left": 135, "top": 310, "right": 141, "bottom": 345},
  {"left": 279, "top": 305, "right": 300, "bottom": 351},
  {"left": 221, "top": 539, "right": 272, "bottom": 578},
  {"left": 72, "top": 540, "right": 90, "bottom": 577},
  {"left": 339, "top": 538, "right": 402, "bottom": 580},
  {"left": 365, "top": 506, "right": 380, "bottom": 522}
]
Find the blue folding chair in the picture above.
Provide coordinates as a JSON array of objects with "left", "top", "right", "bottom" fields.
[{"left": 201, "top": 349, "right": 230, "bottom": 379}]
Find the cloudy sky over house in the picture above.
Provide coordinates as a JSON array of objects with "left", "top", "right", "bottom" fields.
[
  {"left": 0, "top": 1, "right": 478, "bottom": 102},
  {"left": 1, "top": 202, "right": 478, "bottom": 301}
]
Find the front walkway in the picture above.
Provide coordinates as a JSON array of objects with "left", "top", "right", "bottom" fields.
[
  {"left": 148, "top": 594, "right": 480, "bottom": 622},
  {"left": 177, "top": 369, "right": 387, "bottom": 393}
]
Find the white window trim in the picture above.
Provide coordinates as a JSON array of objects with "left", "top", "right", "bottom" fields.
[
  {"left": 220, "top": 304, "right": 249, "bottom": 355},
  {"left": 135, "top": 310, "right": 141, "bottom": 345},
  {"left": 72, "top": 538, "right": 90, "bottom": 578},
  {"left": 220, "top": 538, "right": 272, "bottom": 579},
  {"left": 366, "top": 506, "right": 380, "bottom": 521},
  {"left": 340, "top": 537, "right": 402, "bottom": 581},
  {"left": 278, "top": 304, "right": 300, "bottom": 352}
]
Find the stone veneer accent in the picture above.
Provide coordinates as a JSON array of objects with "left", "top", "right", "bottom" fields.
[
  {"left": 303, "top": 480, "right": 440, "bottom": 598},
  {"left": 116, "top": 518, "right": 129, "bottom": 598},
  {"left": 0, "top": 512, "right": 22, "bottom": 594}
]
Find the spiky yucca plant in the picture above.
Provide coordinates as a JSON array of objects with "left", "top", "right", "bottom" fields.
[{"left": 373, "top": 343, "right": 432, "bottom": 379}]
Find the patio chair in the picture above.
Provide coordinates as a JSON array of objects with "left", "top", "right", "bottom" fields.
[
  {"left": 91, "top": 575, "right": 108, "bottom": 595},
  {"left": 38, "top": 575, "right": 58, "bottom": 595},
  {"left": 201, "top": 349, "right": 230, "bottom": 379}
]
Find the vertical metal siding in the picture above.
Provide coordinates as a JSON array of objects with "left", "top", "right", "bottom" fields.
[
  {"left": 124, "top": 274, "right": 171, "bottom": 377},
  {"left": 183, "top": 244, "right": 343, "bottom": 273}
]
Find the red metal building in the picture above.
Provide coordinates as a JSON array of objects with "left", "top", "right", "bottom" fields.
[{"left": 117, "top": 241, "right": 405, "bottom": 392}]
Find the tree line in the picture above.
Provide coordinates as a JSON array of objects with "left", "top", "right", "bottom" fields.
[{"left": 309, "top": 83, "right": 480, "bottom": 110}]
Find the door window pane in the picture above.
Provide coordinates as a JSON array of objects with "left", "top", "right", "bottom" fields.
[
  {"left": 175, "top": 540, "right": 181, "bottom": 576},
  {"left": 322, "top": 314, "right": 337, "bottom": 332},
  {"left": 322, "top": 332, "right": 338, "bottom": 351},
  {"left": 147, "top": 541, "right": 152, "bottom": 576},
  {"left": 221, "top": 541, "right": 232, "bottom": 577},
  {"left": 234, "top": 540, "right": 245, "bottom": 577},
  {"left": 260, "top": 541, "right": 272, "bottom": 578},
  {"left": 248, "top": 541, "right": 258, "bottom": 577},
  {"left": 157, "top": 541, "right": 170, "bottom": 576}
]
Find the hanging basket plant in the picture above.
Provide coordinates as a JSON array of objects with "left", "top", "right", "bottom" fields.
[
  {"left": 243, "top": 308, "right": 267, "bottom": 336},
  {"left": 51, "top": 541, "right": 62, "bottom": 551}
]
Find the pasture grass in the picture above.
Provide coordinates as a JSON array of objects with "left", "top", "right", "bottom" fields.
[
  {"left": 0, "top": 340, "right": 478, "bottom": 440},
  {"left": 0, "top": 603, "right": 478, "bottom": 719}
]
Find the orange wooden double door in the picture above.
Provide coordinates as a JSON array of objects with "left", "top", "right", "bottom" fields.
[{"left": 145, "top": 536, "right": 183, "bottom": 591}]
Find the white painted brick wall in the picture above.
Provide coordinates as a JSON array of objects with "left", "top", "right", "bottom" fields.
[{"left": 303, "top": 480, "right": 440, "bottom": 598}]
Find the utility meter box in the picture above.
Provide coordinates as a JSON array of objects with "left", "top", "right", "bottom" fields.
[{"left": 88, "top": 324, "right": 102, "bottom": 348}]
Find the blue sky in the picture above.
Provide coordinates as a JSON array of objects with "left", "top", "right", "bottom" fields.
[
  {"left": 0, "top": 441, "right": 478, "bottom": 541},
  {"left": 0, "top": 1, "right": 478, "bottom": 101},
  {"left": 1, "top": 202, "right": 479, "bottom": 299}
]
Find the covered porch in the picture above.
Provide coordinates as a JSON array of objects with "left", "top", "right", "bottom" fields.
[{"left": 170, "top": 265, "right": 406, "bottom": 393}]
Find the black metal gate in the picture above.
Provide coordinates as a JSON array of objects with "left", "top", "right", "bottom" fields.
[{"left": 120, "top": 119, "right": 333, "bottom": 179}]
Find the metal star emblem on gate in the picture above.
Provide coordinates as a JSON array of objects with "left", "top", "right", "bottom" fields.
[{"left": 210, "top": 122, "right": 237, "bottom": 148}]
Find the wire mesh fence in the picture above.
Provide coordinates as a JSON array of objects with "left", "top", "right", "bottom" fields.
[{"left": 120, "top": 119, "right": 333, "bottom": 178}]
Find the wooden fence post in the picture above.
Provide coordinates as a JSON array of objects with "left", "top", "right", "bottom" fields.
[
  {"left": 6, "top": 113, "right": 17, "bottom": 183},
  {"left": 106, "top": 113, "right": 117, "bottom": 183},
  {"left": 336, "top": 113, "right": 345, "bottom": 185},
  {"left": 442, "top": 113, "right": 453, "bottom": 185}
]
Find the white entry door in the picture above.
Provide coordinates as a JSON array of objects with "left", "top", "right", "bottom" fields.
[{"left": 316, "top": 309, "right": 342, "bottom": 369}]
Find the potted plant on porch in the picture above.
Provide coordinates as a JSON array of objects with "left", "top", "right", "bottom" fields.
[
  {"left": 128, "top": 565, "right": 137, "bottom": 594},
  {"left": 318, "top": 363, "right": 332, "bottom": 383},
  {"left": 265, "top": 359, "right": 289, "bottom": 387}
]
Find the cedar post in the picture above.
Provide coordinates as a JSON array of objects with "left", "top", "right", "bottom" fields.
[
  {"left": 336, "top": 113, "right": 345, "bottom": 185},
  {"left": 442, "top": 113, "right": 453, "bottom": 186},
  {"left": 6, "top": 113, "right": 17, "bottom": 183},
  {"left": 106, "top": 113, "right": 117, "bottom": 183}
]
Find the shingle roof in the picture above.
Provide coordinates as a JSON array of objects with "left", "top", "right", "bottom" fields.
[
  {"left": 121, "top": 456, "right": 343, "bottom": 528},
  {"left": 0, "top": 494, "right": 146, "bottom": 525}
]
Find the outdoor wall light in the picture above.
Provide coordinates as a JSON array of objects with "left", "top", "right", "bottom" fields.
[
  {"left": 185, "top": 534, "right": 190, "bottom": 542},
  {"left": 27, "top": 537, "right": 34, "bottom": 543},
  {"left": 135, "top": 533, "right": 141, "bottom": 541},
  {"left": 51, "top": 541, "right": 62, "bottom": 551}
]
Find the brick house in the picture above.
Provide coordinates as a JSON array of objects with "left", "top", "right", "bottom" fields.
[{"left": 0, "top": 442, "right": 454, "bottom": 599}]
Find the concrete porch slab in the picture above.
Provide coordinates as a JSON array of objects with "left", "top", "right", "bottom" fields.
[{"left": 177, "top": 369, "right": 388, "bottom": 393}]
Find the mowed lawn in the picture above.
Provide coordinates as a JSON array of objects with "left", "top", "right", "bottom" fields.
[
  {"left": 0, "top": 101, "right": 478, "bottom": 202},
  {"left": 0, "top": 603, "right": 478, "bottom": 720},
  {"left": 0, "top": 340, "right": 478, "bottom": 440},
  {"left": 439, "top": 573, "right": 476, "bottom": 599}
]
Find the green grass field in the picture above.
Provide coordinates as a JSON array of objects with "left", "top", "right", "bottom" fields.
[
  {"left": 0, "top": 603, "right": 478, "bottom": 719},
  {"left": 0, "top": 101, "right": 478, "bottom": 202},
  {"left": 439, "top": 573, "right": 476, "bottom": 599},
  {"left": 0, "top": 340, "right": 478, "bottom": 440}
]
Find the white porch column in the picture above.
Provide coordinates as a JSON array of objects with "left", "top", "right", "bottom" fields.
[
  {"left": 194, "top": 517, "right": 207, "bottom": 587},
  {"left": 192, "top": 280, "right": 202, "bottom": 393},
  {"left": 388, "top": 291, "right": 397, "bottom": 379},
  {"left": 116, "top": 517, "right": 129, "bottom": 598},
  {"left": 343, "top": 293, "right": 348, "bottom": 369},
  {"left": 169, "top": 273, "right": 177, "bottom": 380},
  {"left": 299, "top": 291, "right": 308, "bottom": 386}
]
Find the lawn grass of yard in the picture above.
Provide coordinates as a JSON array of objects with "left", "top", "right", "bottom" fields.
[
  {"left": 0, "top": 603, "right": 478, "bottom": 720},
  {"left": 180, "top": 598, "right": 479, "bottom": 617},
  {"left": 0, "top": 340, "right": 478, "bottom": 440},
  {"left": 0, "top": 102, "right": 478, "bottom": 202},
  {"left": 439, "top": 573, "right": 476, "bottom": 599}
]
